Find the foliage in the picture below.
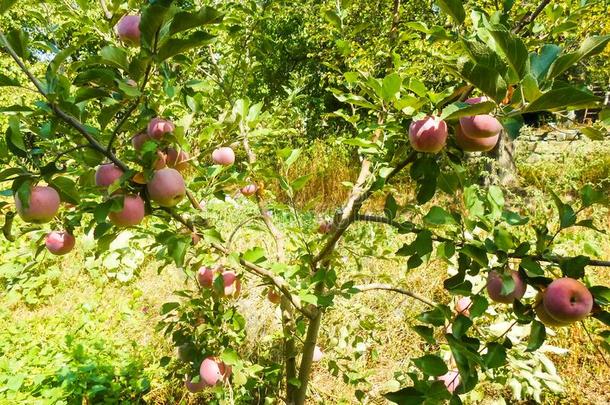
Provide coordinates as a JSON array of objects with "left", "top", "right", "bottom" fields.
[{"left": 0, "top": 0, "right": 609, "bottom": 404}]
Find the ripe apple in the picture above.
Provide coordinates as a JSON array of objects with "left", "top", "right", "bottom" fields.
[
  {"left": 45, "top": 231, "right": 75, "bottom": 255},
  {"left": 267, "top": 288, "right": 281, "bottom": 304},
  {"left": 312, "top": 346, "right": 324, "bottom": 362},
  {"left": 241, "top": 184, "right": 257, "bottom": 197},
  {"left": 146, "top": 168, "right": 186, "bottom": 207},
  {"left": 147, "top": 117, "right": 175, "bottom": 139},
  {"left": 199, "top": 357, "right": 232, "bottom": 386},
  {"left": 437, "top": 370, "right": 460, "bottom": 393},
  {"left": 543, "top": 278, "right": 593, "bottom": 323},
  {"left": 534, "top": 293, "right": 570, "bottom": 327},
  {"left": 458, "top": 97, "right": 502, "bottom": 139},
  {"left": 197, "top": 266, "right": 216, "bottom": 288},
  {"left": 131, "top": 132, "right": 153, "bottom": 151},
  {"left": 318, "top": 220, "right": 332, "bottom": 234},
  {"left": 455, "top": 297, "right": 472, "bottom": 317},
  {"left": 166, "top": 148, "right": 190, "bottom": 172},
  {"left": 15, "top": 186, "right": 61, "bottom": 223},
  {"left": 153, "top": 150, "right": 167, "bottom": 170},
  {"left": 95, "top": 163, "right": 124, "bottom": 188},
  {"left": 408, "top": 116, "right": 448, "bottom": 153},
  {"left": 222, "top": 271, "right": 241, "bottom": 297},
  {"left": 212, "top": 147, "right": 235, "bottom": 166},
  {"left": 115, "top": 15, "right": 141, "bottom": 46},
  {"left": 108, "top": 194, "right": 145, "bottom": 227},
  {"left": 486, "top": 270, "right": 526, "bottom": 304},
  {"left": 455, "top": 125, "right": 499, "bottom": 152}
]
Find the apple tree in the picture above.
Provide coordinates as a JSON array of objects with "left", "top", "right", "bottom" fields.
[{"left": 0, "top": 0, "right": 609, "bottom": 404}]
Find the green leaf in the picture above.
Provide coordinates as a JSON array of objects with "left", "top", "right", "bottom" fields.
[
  {"left": 140, "top": 4, "right": 170, "bottom": 50},
  {"left": 412, "top": 325, "right": 436, "bottom": 344},
  {"left": 384, "top": 387, "right": 425, "bottom": 404},
  {"left": 423, "top": 206, "right": 455, "bottom": 226},
  {"left": 519, "top": 257, "right": 543, "bottom": 276},
  {"left": 457, "top": 60, "right": 507, "bottom": 103},
  {"left": 169, "top": 238, "right": 189, "bottom": 267},
  {"left": 524, "top": 87, "right": 600, "bottom": 113},
  {"left": 440, "top": 100, "right": 495, "bottom": 120},
  {"left": 413, "top": 354, "right": 449, "bottom": 376},
  {"left": 242, "top": 247, "right": 266, "bottom": 264},
  {"left": 528, "top": 44, "right": 560, "bottom": 81},
  {"left": 0, "top": 0, "right": 18, "bottom": 14},
  {"left": 156, "top": 31, "right": 216, "bottom": 62},
  {"left": 381, "top": 73, "right": 401, "bottom": 102},
  {"left": 5, "top": 29, "right": 28, "bottom": 59},
  {"left": 547, "top": 36, "right": 610, "bottom": 79},
  {"left": 550, "top": 191, "right": 576, "bottom": 229},
  {"left": 559, "top": 255, "right": 589, "bottom": 279},
  {"left": 436, "top": 0, "right": 465, "bottom": 25},
  {"left": 590, "top": 286, "right": 610, "bottom": 307},
  {"left": 160, "top": 302, "right": 180, "bottom": 315},
  {"left": 502, "top": 210, "right": 528, "bottom": 225},
  {"left": 99, "top": 46, "right": 128, "bottom": 69},
  {"left": 521, "top": 74, "right": 541, "bottom": 102},
  {"left": 384, "top": 194, "right": 398, "bottom": 221},
  {"left": 220, "top": 348, "right": 240, "bottom": 365},
  {"left": 580, "top": 185, "right": 605, "bottom": 207},
  {"left": 0, "top": 73, "right": 19, "bottom": 87},
  {"left": 417, "top": 307, "right": 447, "bottom": 327},
  {"left": 501, "top": 115, "right": 524, "bottom": 139},
  {"left": 48, "top": 176, "right": 79, "bottom": 204},
  {"left": 526, "top": 320, "right": 546, "bottom": 352},
  {"left": 291, "top": 174, "right": 312, "bottom": 191},
  {"left": 483, "top": 342, "right": 506, "bottom": 369},
  {"left": 169, "top": 6, "right": 224, "bottom": 35},
  {"left": 580, "top": 126, "right": 605, "bottom": 141},
  {"left": 323, "top": 10, "right": 342, "bottom": 30},
  {"left": 461, "top": 244, "right": 488, "bottom": 267},
  {"left": 487, "top": 25, "right": 528, "bottom": 79}
]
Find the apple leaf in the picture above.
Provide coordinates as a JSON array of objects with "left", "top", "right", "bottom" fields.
[
  {"left": 526, "top": 320, "right": 546, "bottom": 352},
  {"left": 413, "top": 354, "right": 449, "bottom": 376}
]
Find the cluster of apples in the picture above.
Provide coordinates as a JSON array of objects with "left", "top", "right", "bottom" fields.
[
  {"left": 452, "top": 270, "right": 593, "bottom": 328},
  {"left": 408, "top": 97, "right": 502, "bottom": 154},
  {"left": 185, "top": 357, "right": 232, "bottom": 393},
  {"left": 197, "top": 266, "right": 241, "bottom": 298}
]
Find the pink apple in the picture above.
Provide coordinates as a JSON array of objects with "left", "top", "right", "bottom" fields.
[
  {"left": 408, "top": 116, "right": 448, "bottom": 153},
  {"left": 543, "top": 278, "right": 593, "bottom": 323},
  {"left": 45, "top": 231, "right": 75, "bottom": 255},
  {"left": 312, "top": 346, "right": 324, "bottom": 362},
  {"left": 222, "top": 271, "right": 241, "bottom": 297},
  {"left": 438, "top": 370, "right": 460, "bottom": 393},
  {"left": 486, "top": 270, "right": 526, "bottom": 304},
  {"left": 95, "top": 163, "right": 124, "bottom": 188},
  {"left": 146, "top": 168, "right": 186, "bottom": 207},
  {"left": 166, "top": 148, "right": 190, "bottom": 172},
  {"left": 147, "top": 117, "right": 175, "bottom": 140},
  {"left": 108, "top": 194, "right": 145, "bottom": 227},
  {"left": 131, "top": 132, "right": 153, "bottom": 151},
  {"left": 15, "top": 186, "right": 60, "bottom": 223},
  {"left": 534, "top": 293, "right": 570, "bottom": 327},
  {"left": 212, "top": 147, "right": 235, "bottom": 166},
  {"left": 267, "top": 288, "right": 281, "bottom": 305},
  {"left": 185, "top": 377, "right": 207, "bottom": 393},
  {"left": 115, "top": 15, "right": 141, "bottom": 46},
  {"left": 241, "top": 184, "right": 257, "bottom": 197},
  {"left": 455, "top": 125, "right": 499, "bottom": 152},
  {"left": 199, "top": 357, "right": 232, "bottom": 386},
  {"left": 455, "top": 297, "right": 472, "bottom": 317},
  {"left": 197, "top": 266, "right": 216, "bottom": 288}
]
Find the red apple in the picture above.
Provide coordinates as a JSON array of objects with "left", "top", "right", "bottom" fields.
[
  {"left": 317, "top": 220, "right": 332, "bottom": 234},
  {"left": 543, "top": 278, "right": 593, "bottom": 323},
  {"left": 458, "top": 98, "right": 502, "bottom": 139},
  {"left": 199, "top": 357, "right": 232, "bottom": 386},
  {"left": 455, "top": 125, "right": 499, "bottom": 152},
  {"left": 534, "top": 293, "right": 570, "bottom": 327},
  {"left": 153, "top": 150, "right": 167, "bottom": 170},
  {"left": 455, "top": 297, "right": 472, "bottom": 317},
  {"left": 222, "top": 271, "right": 241, "bottom": 297},
  {"left": 212, "top": 147, "right": 235, "bottom": 166},
  {"left": 147, "top": 117, "right": 174, "bottom": 140},
  {"left": 486, "top": 270, "right": 526, "bottom": 304},
  {"left": 166, "top": 148, "right": 190, "bottom": 172},
  {"left": 408, "top": 116, "right": 448, "bottom": 153},
  {"left": 267, "top": 288, "right": 281, "bottom": 305},
  {"left": 197, "top": 266, "right": 216, "bottom": 288},
  {"left": 146, "top": 168, "right": 186, "bottom": 207},
  {"left": 15, "top": 186, "right": 60, "bottom": 223},
  {"left": 95, "top": 163, "right": 124, "bottom": 188},
  {"left": 131, "top": 132, "right": 153, "bottom": 151},
  {"left": 115, "top": 15, "right": 141, "bottom": 46},
  {"left": 108, "top": 194, "right": 145, "bottom": 227},
  {"left": 45, "top": 231, "right": 75, "bottom": 255},
  {"left": 438, "top": 370, "right": 460, "bottom": 393},
  {"left": 241, "top": 184, "right": 257, "bottom": 197}
]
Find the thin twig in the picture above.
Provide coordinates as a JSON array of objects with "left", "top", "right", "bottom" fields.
[{"left": 354, "top": 283, "right": 436, "bottom": 307}]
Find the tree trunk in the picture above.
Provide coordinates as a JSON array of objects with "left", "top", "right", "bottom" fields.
[{"left": 485, "top": 130, "right": 517, "bottom": 186}]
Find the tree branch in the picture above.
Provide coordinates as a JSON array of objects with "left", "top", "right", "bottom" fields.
[
  {"left": 354, "top": 283, "right": 436, "bottom": 307},
  {"left": 512, "top": 0, "right": 552, "bottom": 34},
  {"left": 0, "top": 30, "right": 129, "bottom": 172}
]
